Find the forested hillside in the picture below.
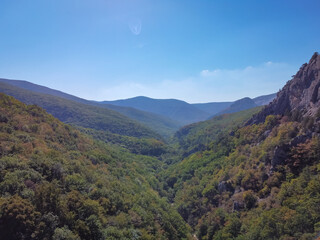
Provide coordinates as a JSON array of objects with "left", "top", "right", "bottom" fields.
[
  {"left": 0, "top": 93, "right": 190, "bottom": 239},
  {"left": 173, "top": 107, "right": 262, "bottom": 158},
  {"left": 0, "top": 79, "right": 181, "bottom": 138},
  {"left": 0, "top": 82, "right": 160, "bottom": 139}
]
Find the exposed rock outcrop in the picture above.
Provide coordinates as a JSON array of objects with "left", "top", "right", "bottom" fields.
[
  {"left": 247, "top": 52, "right": 320, "bottom": 125},
  {"left": 218, "top": 181, "right": 234, "bottom": 193},
  {"left": 270, "top": 133, "right": 311, "bottom": 170}
]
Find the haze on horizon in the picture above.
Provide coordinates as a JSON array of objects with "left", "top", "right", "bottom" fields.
[{"left": 0, "top": 0, "right": 319, "bottom": 103}]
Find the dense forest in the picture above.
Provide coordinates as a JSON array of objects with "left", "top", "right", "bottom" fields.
[
  {"left": 0, "top": 53, "right": 320, "bottom": 239},
  {"left": 0, "top": 93, "right": 189, "bottom": 239}
]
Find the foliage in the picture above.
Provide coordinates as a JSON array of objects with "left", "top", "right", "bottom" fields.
[
  {"left": 2, "top": 85, "right": 320, "bottom": 240},
  {"left": 163, "top": 108, "right": 320, "bottom": 239},
  {"left": 77, "top": 127, "right": 168, "bottom": 157},
  {"left": 173, "top": 107, "right": 262, "bottom": 157}
]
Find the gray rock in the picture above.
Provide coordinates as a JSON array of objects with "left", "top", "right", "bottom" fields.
[
  {"left": 218, "top": 181, "right": 234, "bottom": 193},
  {"left": 247, "top": 52, "right": 320, "bottom": 125},
  {"left": 232, "top": 201, "right": 244, "bottom": 212}
]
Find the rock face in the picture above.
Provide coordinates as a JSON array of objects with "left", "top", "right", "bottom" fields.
[{"left": 248, "top": 52, "right": 320, "bottom": 125}]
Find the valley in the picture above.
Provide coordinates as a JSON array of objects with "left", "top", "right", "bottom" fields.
[{"left": 0, "top": 53, "right": 320, "bottom": 239}]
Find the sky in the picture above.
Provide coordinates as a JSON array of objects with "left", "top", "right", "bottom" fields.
[{"left": 0, "top": 0, "right": 319, "bottom": 103}]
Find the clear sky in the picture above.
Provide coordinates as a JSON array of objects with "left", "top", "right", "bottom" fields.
[{"left": 0, "top": 0, "right": 319, "bottom": 103}]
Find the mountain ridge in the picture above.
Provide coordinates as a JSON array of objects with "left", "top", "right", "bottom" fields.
[
  {"left": 0, "top": 81, "right": 161, "bottom": 139},
  {"left": 103, "top": 94, "right": 275, "bottom": 125},
  {"left": 0, "top": 78, "right": 276, "bottom": 129},
  {"left": 210, "top": 97, "right": 258, "bottom": 118},
  {"left": 0, "top": 78, "right": 181, "bottom": 138}
]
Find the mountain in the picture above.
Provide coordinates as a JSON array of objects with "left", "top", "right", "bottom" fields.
[
  {"left": 192, "top": 94, "right": 275, "bottom": 117},
  {"left": 248, "top": 52, "right": 320, "bottom": 125},
  {"left": 103, "top": 95, "right": 269, "bottom": 125},
  {"left": 0, "top": 81, "right": 160, "bottom": 139},
  {"left": 0, "top": 79, "right": 181, "bottom": 138},
  {"left": 102, "top": 96, "right": 211, "bottom": 125},
  {"left": 100, "top": 103, "right": 181, "bottom": 138},
  {"left": 253, "top": 93, "right": 276, "bottom": 106},
  {"left": 161, "top": 52, "right": 320, "bottom": 239},
  {"left": 0, "top": 93, "right": 190, "bottom": 239},
  {"left": 211, "top": 97, "right": 258, "bottom": 117},
  {"left": 173, "top": 107, "right": 262, "bottom": 157}
]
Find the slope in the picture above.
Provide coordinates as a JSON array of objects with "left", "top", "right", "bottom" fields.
[
  {"left": 101, "top": 103, "right": 181, "bottom": 138},
  {"left": 0, "top": 78, "right": 181, "bottom": 138},
  {"left": 173, "top": 107, "right": 262, "bottom": 157},
  {"left": 0, "top": 93, "right": 190, "bottom": 239},
  {"left": 0, "top": 81, "right": 160, "bottom": 139}
]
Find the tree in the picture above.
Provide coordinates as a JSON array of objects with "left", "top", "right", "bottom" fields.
[{"left": 0, "top": 195, "right": 39, "bottom": 240}]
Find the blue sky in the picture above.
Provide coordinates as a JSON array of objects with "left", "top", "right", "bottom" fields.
[{"left": 0, "top": 0, "right": 319, "bottom": 103}]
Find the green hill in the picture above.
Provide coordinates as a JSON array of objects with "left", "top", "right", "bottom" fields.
[
  {"left": 174, "top": 107, "right": 262, "bottom": 157},
  {"left": 0, "top": 79, "right": 182, "bottom": 138},
  {"left": 102, "top": 103, "right": 181, "bottom": 138},
  {"left": 0, "top": 81, "right": 160, "bottom": 139}
]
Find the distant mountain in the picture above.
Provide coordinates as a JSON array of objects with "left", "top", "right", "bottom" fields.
[
  {"left": 0, "top": 78, "right": 276, "bottom": 132},
  {"left": 0, "top": 81, "right": 160, "bottom": 139},
  {"left": 253, "top": 93, "right": 276, "bottom": 106},
  {"left": 191, "top": 94, "right": 275, "bottom": 117},
  {"left": 0, "top": 78, "right": 181, "bottom": 138},
  {"left": 103, "top": 96, "right": 211, "bottom": 125},
  {"left": 210, "top": 97, "right": 258, "bottom": 117},
  {"left": 192, "top": 102, "right": 232, "bottom": 116}
]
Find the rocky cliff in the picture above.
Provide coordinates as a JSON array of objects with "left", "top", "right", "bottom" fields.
[{"left": 248, "top": 52, "right": 320, "bottom": 124}]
